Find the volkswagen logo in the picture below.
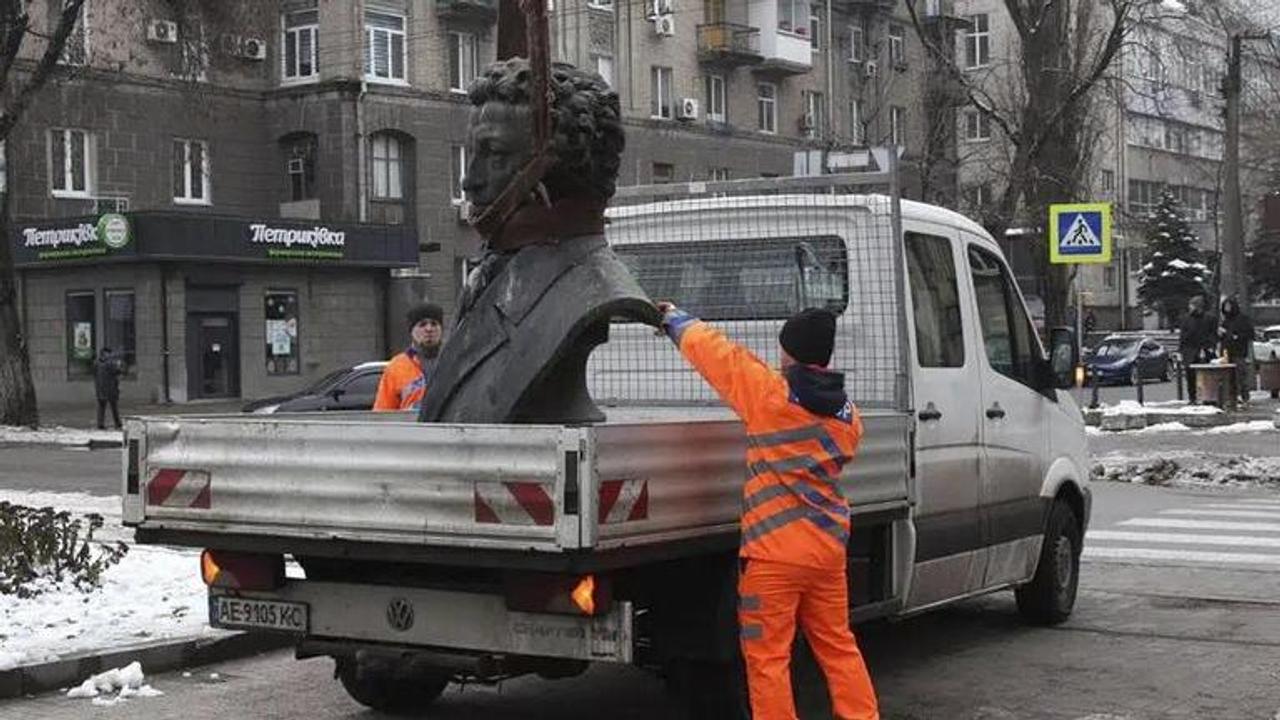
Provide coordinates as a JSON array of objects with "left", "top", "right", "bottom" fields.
[{"left": 386, "top": 597, "right": 415, "bottom": 632}]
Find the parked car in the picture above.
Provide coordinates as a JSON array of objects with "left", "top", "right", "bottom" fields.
[
  {"left": 1254, "top": 325, "right": 1280, "bottom": 362},
  {"left": 241, "top": 361, "right": 386, "bottom": 413},
  {"left": 1085, "top": 335, "right": 1169, "bottom": 385}
]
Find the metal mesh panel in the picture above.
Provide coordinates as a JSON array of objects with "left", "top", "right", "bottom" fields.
[{"left": 589, "top": 178, "right": 907, "bottom": 411}]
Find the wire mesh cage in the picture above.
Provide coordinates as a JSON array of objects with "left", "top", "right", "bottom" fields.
[{"left": 589, "top": 175, "right": 909, "bottom": 411}]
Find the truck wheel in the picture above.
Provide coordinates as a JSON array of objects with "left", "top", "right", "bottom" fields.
[
  {"left": 335, "top": 655, "right": 449, "bottom": 715},
  {"left": 1015, "top": 500, "right": 1081, "bottom": 626}
]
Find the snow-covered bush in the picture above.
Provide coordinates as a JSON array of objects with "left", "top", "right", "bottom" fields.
[
  {"left": 1136, "top": 191, "right": 1212, "bottom": 327},
  {"left": 0, "top": 502, "right": 128, "bottom": 597}
]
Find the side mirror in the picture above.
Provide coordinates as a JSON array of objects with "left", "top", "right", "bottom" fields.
[
  {"left": 329, "top": 387, "right": 347, "bottom": 400},
  {"left": 1048, "top": 326, "right": 1079, "bottom": 390}
]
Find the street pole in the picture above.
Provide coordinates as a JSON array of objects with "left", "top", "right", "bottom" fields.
[{"left": 1221, "top": 34, "right": 1245, "bottom": 305}]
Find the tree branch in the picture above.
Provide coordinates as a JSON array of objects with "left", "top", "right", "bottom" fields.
[{"left": 0, "top": 0, "right": 87, "bottom": 140}]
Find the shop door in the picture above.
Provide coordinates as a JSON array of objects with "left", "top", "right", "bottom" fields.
[{"left": 191, "top": 314, "right": 240, "bottom": 398}]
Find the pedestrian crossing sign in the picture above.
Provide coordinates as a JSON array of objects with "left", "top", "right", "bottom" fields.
[{"left": 1050, "top": 203, "right": 1112, "bottom": 264}]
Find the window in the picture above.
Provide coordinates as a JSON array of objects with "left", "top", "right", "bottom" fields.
[
  {"left": 757, "top": 83, "right": 777, "bottom": 134},
  {"left": 802, "top": 90, "right": 824, "bottom": 138},
  {"left": 848, "top": 26, "right": 864, "bottom": 62},
  {"left": 104, "top": 290, "right": 135, "bottom": 372},
  {"left": 343, "top": 371, "right": 383, "bottom": 397},
  {"left": 450, "top": 145, "right": 466, "bottom": 204},
  {"left": 710, "top": 167, "right": 730, "bottom": 181},
  {"left": 964, "top": 13, "right": 989, "bottom": 68},
  {"left": 964, "top": 183, "right": 991, "bottom": 211},
  {"left": 969, "top": 246, "right": 1037, "bottom": 386},
  {"left": 963, "top": 109, "right": 991, "bottom": 141},
  {"left": 177, "top": 25, "right": 208, "bottom": 81},
  {"left": 1127, "top": 179, "right": 1160, "bottom": 216},
  {"left": 593, "top": 54, "right": 614, "bottom": 87},
  {"left": 588, "top": 0, "right": 614, "bottom": 8},
  {"left": 370, "top": 133, "right": 403, "bottom": 200},
  {"left": 616, "top": 236, "right": 848, "bottom": 320},
  {"left": 172, "top": 139, "right": 210, "bottom": 204},
  {"left": 0, "top": 140, "right": 6, "bottom": 194},
  {"left": 906, "top": 233, "right": 965, "bottom": 368},
  {"left": 1102, "top": 264, "right": 1117, "bottom": 290},
  {"left": 652, "top": 162, "right": 675, "bottom": 184},
  {"left": 285, "top": 134, "right": 317, "bottom": 202},
  {"left": 650, "top": 66, "right": 674, "bottom": 119},
  {"left": 265, "top": 292, "right": 300, "bottom": 375},
  {"left": 705, "top": 74, "right": 726, "bottom": 123},
  {"left": 888, "top": 24, "right": 904, "bottom": 66},
  {"left": 66, "top": 291, "right": 95, "bottom": 379},
  {"left": 364, "top": 9, "right": 406, "bottom": 82},
  {"left": 1101, "top": 169, "right": 1115, "bottom": 192},
  {"left": 776, "top": 0, "right": 808, "bottom": 35},
  {"left": 282, "top": 8, "right": 318, "bottom": 82},
  {"left": 890, "top": 105, "right": 905, "bottom": 146},
  {"left": 50, "top": 128, "right": 92, "bottom": 197},
  {"left": 449, "top": 32, "right": 478, "bottom": 92},
  {"left": 849, "top": 99, "right": 864, "bottom": 144},
  {"left": 59, "top": 0, "right": 88, "bottom": 65},
  {"left": 809, "top": 11, "right": 820, "bottom": 50}
]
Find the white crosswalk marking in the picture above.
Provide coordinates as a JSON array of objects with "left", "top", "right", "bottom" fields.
[{"left": 1087, "top": 498, "right": 1280, "bottom": 568}]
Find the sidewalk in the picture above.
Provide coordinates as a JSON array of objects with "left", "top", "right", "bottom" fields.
[
  {"left": 37, "top": 398, "right": 247, "bottom": 430},
  {"left": 1083, "top": 392, "right": 1280, "bottom": 432}
]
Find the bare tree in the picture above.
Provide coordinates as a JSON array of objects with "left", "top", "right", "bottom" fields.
[
  {"left": 0, "top": 0, "right": 87, "bottom": 427},
  {"left": 907, "top": 0, "right": 1162, "bottom": 327}
]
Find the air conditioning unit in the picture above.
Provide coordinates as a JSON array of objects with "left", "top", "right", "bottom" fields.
[
  {"left": 147, "top": 19, "right": 178, "bottom": 44},
  {"left": 286, "top": 158, "right": 305, "bottom": 174},
  {"left": 678, "top": 97, "right": 699, "bottom": 120},
  {"left": 653, "top": 15, "right": 675, "bottom": 36},
  {"left": 799, "top": 112, "right": 815, "bottom": 132},
  {"left": 864, "top": 60, "right": 878, "bottom": 78},
  {"left": 240, "top": 37, "right": 267, "bottom": 60},
  {"left": 94, "top": 197, "right": 130, "bottom": 214},
  {"left": 456, "top": 200, "right": 473, "bottom": 223},
  {"left": 648, "top": 0, "right": 673, "bottom": 17}
]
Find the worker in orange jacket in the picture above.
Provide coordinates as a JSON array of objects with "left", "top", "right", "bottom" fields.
[
  {"left": 658, "top": 302, "right": 879, "bottom": 720},
  {"left": 373, "top": 303, "right": 444, "bottom": 411}
]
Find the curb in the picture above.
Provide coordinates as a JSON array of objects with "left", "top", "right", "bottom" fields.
[
  {"left": 0, "top": 631, "right": 297, "bottom": 700},
  {"left": 0, "top": 439, "right": 122, "bottom": 450}
]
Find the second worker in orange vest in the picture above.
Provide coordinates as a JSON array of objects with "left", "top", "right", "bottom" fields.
[
  {"left": 373, "top": 303, "right": 444, "bottom": 412},
  {"left": 658, "top": 302, "right": 880, "bottom": 720}
]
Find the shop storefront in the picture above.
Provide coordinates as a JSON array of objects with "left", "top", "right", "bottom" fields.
[{"left": 12, "top": 212, "right": 417, "bottom": 405}]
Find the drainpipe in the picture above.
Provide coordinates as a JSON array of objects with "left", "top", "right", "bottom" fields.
[
  {"left": 825, "top": 0, "right": 834, "bottom": 145},
  {"left": 160, "top": 265, "right": 171, "bottom": 403},
  {"left": 357, "top": 80, "right": 368, "bottom": 223}
]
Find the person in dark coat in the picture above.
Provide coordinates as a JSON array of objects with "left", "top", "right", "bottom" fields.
[
  {"left": 1178, "top": 296, "right": 1216, "bottom": 403},
  {"left": 1219, "top": 296, "right": 1256, "bottom": 403},
  {"left": 93, "top": 347, "right": 125, "bottom": 429}
]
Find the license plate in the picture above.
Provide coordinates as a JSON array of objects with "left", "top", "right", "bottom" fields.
[{"left": 209, "top": 596, "right": 308, "bottom": 633}]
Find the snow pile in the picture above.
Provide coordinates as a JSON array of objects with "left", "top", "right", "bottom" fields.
[
  {"left": 1203, "top": 420, "right": 1277, "bottom": 435},
  {"left": 1099, "top": 400, "right": 1222, "bottom": 417},
  {"left": 1092, "top": 451, "right": 1280, "bottom": 489},
  {"left": 1131, "top": 421, "right": 1191, "bottom": 434},
  {"left": 0, "top": 425, "right": 122, "bottom": 446},
  {"left": 0, "top": 490, "right": 213, "bottom": 672},
  {"left": 65, "top": 661, "right": 165, "bottom": 705}
]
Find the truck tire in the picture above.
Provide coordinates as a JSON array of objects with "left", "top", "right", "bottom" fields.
[
  {"left": 335, "top": 655, "right": 449, "bottom": 715},
  {"left": 1015, "top": 500, "right": 1081, "bottom": 626}
]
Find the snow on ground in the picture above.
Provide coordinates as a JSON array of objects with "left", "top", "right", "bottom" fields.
[
  {"left": 1098, "top": 400, "right": 1222, "bottom": 417},
  {"left": 0, "top": 490, "right": 214, "bottom": 672},
  {"left": 1091, "top": 419, "right": 1278, "bottom": 436},
  {"left": 1130, "top": 422, "right": 1191, "bottom": 434},
  {"left": 1092, "top": 451, "right": 1280, "bottom": 490},
  {"left": 1203, "top": 420, "right": 1277, "bottom": 435},
  {"left": 65, "top": 660, "right": 165, "bottom": 705},
  {"left": 0, "top": 425, "right": 122, "bottom": 446}
]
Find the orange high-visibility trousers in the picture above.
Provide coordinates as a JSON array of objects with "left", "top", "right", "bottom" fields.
[{"left": 738, "top": 558, "right": 879, "bottom": 720}]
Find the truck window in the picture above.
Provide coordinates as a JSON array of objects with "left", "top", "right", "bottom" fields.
[
  {"left": 968, "top": 246, "right": 1037, "bottom": 386},
  {"left": 905, "top": 232, "right": 964, "bottom": 368},
  {"left": 615, "top": 236, "right": 848, "bottom": 320}
]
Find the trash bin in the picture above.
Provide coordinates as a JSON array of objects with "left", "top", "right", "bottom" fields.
[
  {"left": 1190, "top": 363, "right": 1237, "bottom": 410},
  {"left": 1257, "top": 359, "right": 1280, "bottom": 400}
]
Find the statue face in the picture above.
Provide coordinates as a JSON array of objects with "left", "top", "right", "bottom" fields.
[{"left": 463, "top": 101, "right": 534, "bottom": 213}]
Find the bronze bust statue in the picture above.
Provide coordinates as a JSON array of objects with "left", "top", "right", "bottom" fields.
[{"left": 417, "top": 59, "right": 660, "bottom": 425}]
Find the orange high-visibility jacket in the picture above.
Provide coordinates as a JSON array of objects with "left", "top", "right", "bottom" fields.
[
  {"left": 670, "top": 316, "right": 862, "bottom": 569},
  {"left": 373, "top": 350, "right": 427, "bottom": 411}
]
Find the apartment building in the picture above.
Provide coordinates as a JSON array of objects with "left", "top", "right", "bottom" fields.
[{"left": 6, "top": 0, "right": 953, "bottom": 405}]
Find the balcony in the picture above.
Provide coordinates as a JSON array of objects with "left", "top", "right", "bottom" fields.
[
  {"left": 697, "top": 23, "right": 764, "bottom": 68},
  {"left": 756, "top": 28, "right": 812, "bottom": 75},
  {"left": 437, "top": 0, "right": 497, "bottom": 21}
]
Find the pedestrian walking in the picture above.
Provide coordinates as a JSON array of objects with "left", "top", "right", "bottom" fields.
[
  {"left": 1178, "top": 296, "right": 1216, "bottom": 403},
  {"left": 93, "top": 347, "right": 125, "bottom": 429},
  {"left": 1219, "top": 296, "right": 1255, "bottom": 403},
  {"left": 657, "top": 302, "right": 879, "bottom": 720},
  {"left": 374, "top": 303, "right": 444, "bottom": 411}
]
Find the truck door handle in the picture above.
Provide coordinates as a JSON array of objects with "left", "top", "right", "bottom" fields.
[
  {"left": 918, "top": 403, "right": 942, "bottom": 422},
  {"left": 986, "top": 404, "right": 1006, "bottom": 419}
]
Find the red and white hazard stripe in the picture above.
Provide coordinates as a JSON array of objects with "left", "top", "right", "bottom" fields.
[
  {"left": 598, "top": 478, "right": 648, "bottom": 524},
  {"left": 474, "top": 481, "right": 556, "bottom": 526},
  {"left": 146, "top": 468, "right": 211, "bottom": 509}
]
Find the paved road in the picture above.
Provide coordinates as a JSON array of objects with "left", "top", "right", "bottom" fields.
[{"left": 7, "top": 482, "right": 1280, "bottom": 720}]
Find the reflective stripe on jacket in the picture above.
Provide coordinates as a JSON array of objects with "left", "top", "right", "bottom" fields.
[
  {"left": 671, "top": 316, "right": 862, "bottom": 569},
  {"left": 373, "top": 350, "right": 427, "bottom": 411}
]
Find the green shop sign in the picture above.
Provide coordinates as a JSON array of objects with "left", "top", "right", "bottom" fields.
[{"left": 20, "top": 214, "right": 132, "bottom": 261}]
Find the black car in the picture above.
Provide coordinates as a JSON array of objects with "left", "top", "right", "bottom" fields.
[
  {"left": 1084, "top": 336, "right": 1170, "bottom": 385},
  {"left": 241, "top": 361, "right": 387, "bottom": 413}
]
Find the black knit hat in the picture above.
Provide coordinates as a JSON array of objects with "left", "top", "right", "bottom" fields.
[
  {"left": 779, "top": 308, "right": 836, "bottom": 366},
  {"left": 407, "top": 303, "right": 443, "bottom": 329}
]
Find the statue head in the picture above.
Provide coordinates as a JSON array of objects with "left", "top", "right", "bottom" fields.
[{"left": 463, "top": 59, "right": 624, "bottom": 218}]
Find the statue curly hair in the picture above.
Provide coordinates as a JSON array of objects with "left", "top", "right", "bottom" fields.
[{"left": 468, "top": 58, "right": 625, "bottom": 203}]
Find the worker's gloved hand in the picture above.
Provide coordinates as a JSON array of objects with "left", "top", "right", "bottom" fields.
[{"left": 655, "top": 301, "right": 696, "bottom": 344}]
